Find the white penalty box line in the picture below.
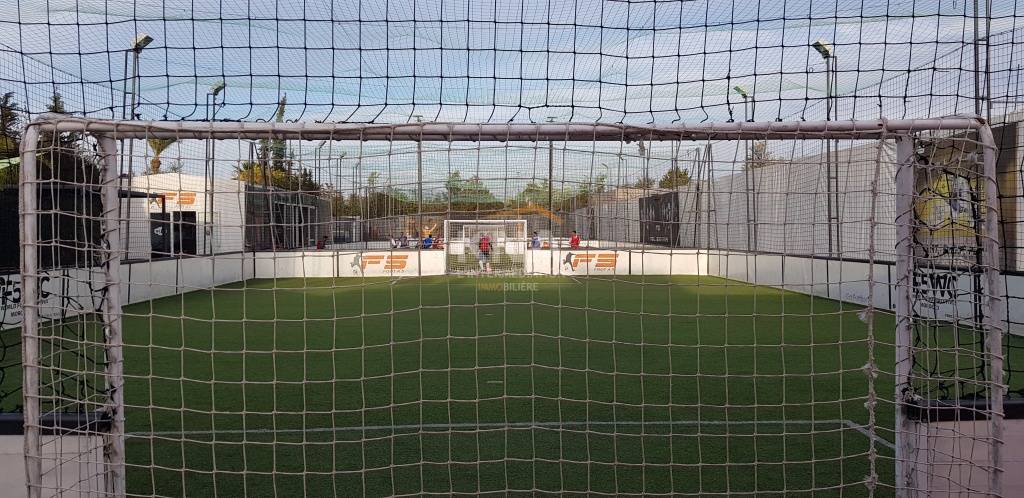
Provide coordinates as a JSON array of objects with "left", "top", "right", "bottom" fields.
[{"left": 129, "top": 419, "right": 896, "bottom": 451}]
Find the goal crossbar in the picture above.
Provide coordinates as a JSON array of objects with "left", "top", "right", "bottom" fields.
[{"left": 24, "top": 114, "right": 991, "bottom": 142}]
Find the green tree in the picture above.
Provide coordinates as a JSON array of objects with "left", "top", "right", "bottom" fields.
[
  {"left": 241, "top": 95, "right": 322, "bottom": 192},
  {"left": 41, "top": 93, "right": 81, "bottom": 145},
  {"left": 443, "top": 171, "right": 464, "bottom": 202},
  {"left": 146, "top": 138, "right": 177, "bottom": 174},
  {"left": 236, "top": 161, "right": 286, "bottom": 188},
  {"left": 0, "top": 92, "right": 20, "bottom": 159},
  {"left": 34, "top": 93, "right": 99, "bottom": 184},
  {"left": 633, "top": 176, "right": 655, "bottom": 189},
  {"left": 515, "top": 180, "right": 552, "bottom": 206},
  {"left": 460, "top": 175, "right": 498, "bottom": 204},
  {"left": 293, "top": 167, "right": 320, "bottom": 192},
  {"left": 658, "top": 167, "right": 691, "bottom": 189},
  {"left": 268, "top": 95, "right": 288, "bottom": 170},
  {"left": 744, "top": 141, "right": 777, "bottom": 170}
]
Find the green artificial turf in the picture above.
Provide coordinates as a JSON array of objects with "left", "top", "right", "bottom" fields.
[{"left": 116, "top": 275, "right": 900, "bottom": 497}]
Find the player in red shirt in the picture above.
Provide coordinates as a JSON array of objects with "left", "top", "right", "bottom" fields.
[
  {"left": 569, "top": 230, "right": 581, "bottom": 249},
  {"left": 477, "top": 234, "right": 492, "bottom": 273}
]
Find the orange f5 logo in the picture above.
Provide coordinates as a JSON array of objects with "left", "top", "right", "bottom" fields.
[
  {"left": 384, "top": 255, "right": 408, "bottom": 270},
  {"left": 360, "top": 255, "right": 385, "bottom": 270},
  {"left": 568, "top": 253, "right": 617, "bottom": 269},
  {"left": 162, "top": 192, "right": 196, "bottom": 205},
  {"left": 360, "top": 254, "right": 409, "bottom": 271},
  {"left": 571, "top": 253, "right": 595, "bottom": 268},
  {"left": 594, "top": 253, "right": 617, "bottom": 268}
]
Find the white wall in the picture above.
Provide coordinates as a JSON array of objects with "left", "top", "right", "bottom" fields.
[
  {"left": 706, "top": 251, "right": 892, "bottom": 309},
  {"left": 5, "top": 248, "right": 1021, "bottom": 335},
  {"left": 251, "top": 250, "right": 448, "bottom": 279},
  {"left": 911, "top": 419, "right": 1024, "bottom": 498},
  {"left": 675, "top": 141, "right": 898, "bottom": 259},
  {"left": 1, "top": 254, "right": 254, "bottom": 330},
  {"left": 120, "top": 196, "right": 152, "bottom": 260},
  {"left": 250, "top": 249, "right": 707, "bottom": 278},
  {"left": 705, "top": 250, "right": 1024, "bottom": 335},
  {"left": 0, "top": 435, "right": 105, "bottom": 496},
  {"left": 120, "top": 253, "right": 253, "bottom": 302}
]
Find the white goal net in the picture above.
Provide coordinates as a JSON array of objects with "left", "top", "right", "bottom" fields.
[
  {"left": 443, "top": 219, "right": 527, "bottom": 274},
  {"left": 16, "top": 117, "right": 1009, "bottom": 498}
]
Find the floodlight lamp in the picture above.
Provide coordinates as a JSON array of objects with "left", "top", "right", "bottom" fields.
[
  {"left": 210, "top": 80, "right": 226, "bottom": 96},
  {"left": 733, "top": 85, "right": 749, "bottom": 99},
  {"left": 811, "top": 40, "right": 833, "bottom": 59},
  {"left": 132, "top": 33, "right": 154, "bottom": 52}
]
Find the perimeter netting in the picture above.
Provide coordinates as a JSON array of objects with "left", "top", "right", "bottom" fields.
[{"left": 14, "top": 117, "right": 1011, "bottom": 497}]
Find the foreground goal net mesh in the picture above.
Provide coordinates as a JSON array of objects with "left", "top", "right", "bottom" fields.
[{"left": 14, "top": 117, "right": 1009, "bottom": 497}]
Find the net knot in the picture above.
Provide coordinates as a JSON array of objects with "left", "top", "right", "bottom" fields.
[
  {"left": 861, "top": 362, "right": 878, "bottom": 379},
  {"left": 863, "top": 473, "right": 879, "bottom": 490}
]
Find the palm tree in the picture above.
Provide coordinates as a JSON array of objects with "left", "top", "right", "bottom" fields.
[
  {"left": 0, "top": 92, "right": 20, "bottom": 159},
  {"left": 147, "top": 138, "right": 177, "bottom": 174}
]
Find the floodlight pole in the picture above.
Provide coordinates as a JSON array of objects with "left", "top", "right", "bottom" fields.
[
  {"left": 120, "top": 34, "right": 150, "bottom": 277},
  {"left": 831, "top": 56, "right": 840, "bottom": 256},
  {"left": 546, "top": 117, "right": 555, "bottom": 249},
  {"left": 123, "top": 34, "right": 152, "bottom": 172},
  {"left": 315, "top": 141, "right": 326, "bottom": 189},
  {"left": 825, "top": 54, "right": 834, "bottom": 258},
  {"left": 417, "top": 137, "right": 423, "bottom": 238},
  {"left": 734, "top": 86, "right": 754, "bottom": 252},
  {"left": 812, "top": 41, "right": 839, "bottom": 258},
  {"left": 974, "top": 0, "right": 983, "bottom": 117},
  {"left": 123, "top": 49, "right": 140, "bottom": 260},
  {"left": 205, "top": 82, "right": 225, "bottom": 255}
]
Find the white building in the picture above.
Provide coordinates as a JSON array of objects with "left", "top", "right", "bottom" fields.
[
  {"left": 121, "top": 173, "right": 331, "bottom": 260},
  {"left": 126, "top": 173, "right": 247, "bottom": 258}
]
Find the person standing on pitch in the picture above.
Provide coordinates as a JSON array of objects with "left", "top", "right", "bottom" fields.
[{"left": 478, "top": 233, "right": 493, "bottom": 273}]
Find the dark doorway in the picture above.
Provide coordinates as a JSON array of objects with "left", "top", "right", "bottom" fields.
[
  {"left": 150, "top": 213, "right": 171, "bottom": 257},
  {"left": 173, "top": 211, "right": 197, "bottom": 256}
]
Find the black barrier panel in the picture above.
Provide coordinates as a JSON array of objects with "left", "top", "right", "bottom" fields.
[
  {"left": 150, "top": 213, "right": 171, "bottom": 258},
  {"left": 0, "top": 188, "right": 16, "bottom": 273},
  {"left": 173, "top": 211, "right": 197, "bottom": 256},
  {"left": 639, "top": 192, "right": 679, "bottom": 246}
]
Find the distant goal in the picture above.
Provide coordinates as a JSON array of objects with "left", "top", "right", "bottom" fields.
[{"left": 443, "top": 219, "right": 528, "bottom": 274}]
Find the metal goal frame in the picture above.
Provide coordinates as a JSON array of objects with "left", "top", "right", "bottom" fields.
[{"left": 19, "top": 115, "right": 1006, "bottom": 497}]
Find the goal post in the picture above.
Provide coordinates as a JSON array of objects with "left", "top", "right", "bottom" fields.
[{"left": 18, "top": 115, "right": 1007, "bottom": 497}]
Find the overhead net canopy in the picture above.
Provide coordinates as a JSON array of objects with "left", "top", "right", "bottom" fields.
[{"left": 0, "top": 0, "right": 1021, "bottom": 125}]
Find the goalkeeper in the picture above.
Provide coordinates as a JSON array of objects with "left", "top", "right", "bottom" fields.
[{"left": 477, "top": 233, "right": 493, "bottom": 273}]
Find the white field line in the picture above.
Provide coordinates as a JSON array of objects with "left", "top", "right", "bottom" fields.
[{"left": 129, "top": 419, "right": 895, "bottom": 451}]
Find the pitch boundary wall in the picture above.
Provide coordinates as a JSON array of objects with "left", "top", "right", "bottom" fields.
[{"left": 4, "top": 248, "right": 1021, "bottom": 335}]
